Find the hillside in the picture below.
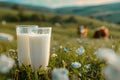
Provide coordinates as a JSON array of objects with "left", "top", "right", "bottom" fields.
[
  {"left": 0, "top": 3, "right": 120, "bottom": 80},
  {"left": 0, "top": 7, "right": 120, "bottom": 41},
  {"left": 0, "top": 1, "right": 120, "bottom": 24},
  {"left": 0, "top": 2, "right": 120, "bottom": 41},
  {"left": 55, "top": 3, "right": 120, "bottom": 24},
  {"left": 0, "top": 1, "right": 53, "bottom": 13}
]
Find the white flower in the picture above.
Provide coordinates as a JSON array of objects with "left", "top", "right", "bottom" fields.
[
  {"left": 83, "top": 68, "right": 88, "bottom": 73},
  {"left": 53, "top": 41, "right": 58, "bottom": 46},
  {"left": 78, "top": 73, "right": 82, "bottom": 77},
  {"left": 119, "top": 48, "right": 120, "bottom": 51},
  {"left": 52, "top": 68, "right": 69, "bottom": 80},
  {"left": 9, "top": 49, "right": 16, "bottom": 53},
  {"left": 103, "top": 54, "right": 120, "bottom": 80},
  {"left": 108, "top": 55, "right": 120, "bottom": 72},
  {"left": 51, "top": 53, "right": 57, "bottom": 57},
  {"left": 95, "top": 48, "right": 120, "bottom": 80},
  {"left": 77, "top": 38, "right": 82, "bottom": 43},
  {"left": 76, "top": 46, "right": 85, "bottom": 55},
  {"left": 71, "top": 62, "right": 81, "bottom": 69},
  {"left": 0, "top": 54, "right": 15, "bottom": 73},
  {"left": 59, "top": 45, "right": 63, "bottom": 49},
  {"left": 84, "top": 64, "right": 91, "bottom": 69},
  {"left": 112, "top": 45, "right": 115, "bottom": 49},
  {"left": 94, "top": 48, "right": 117, "bottom": 62},
  {"left": 103, "top": 65, "right": 120, "bottom": 80}
]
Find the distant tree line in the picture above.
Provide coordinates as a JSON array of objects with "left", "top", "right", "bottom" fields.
[
  {"left": 2, "top": 12, "right": 46, "bottom": 22},
  {"left": 1, "top": 4, "right": 78, "bottom": 23},
  {"left": 1, "top": 11, "right": 78, "bottom": 24}
]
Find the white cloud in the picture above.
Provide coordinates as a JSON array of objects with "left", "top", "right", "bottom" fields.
[
  {"left": 51, "top": 0, "right": 120, "bottom": 8},
  {"left": 5, "top": 0, "right": 120, "bottom": 8},
  {"left": 47, "top": 0, "right": 51, "bottom": 2}
]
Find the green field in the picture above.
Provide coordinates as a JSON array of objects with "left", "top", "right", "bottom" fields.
[
  {"left": 0, "top": 7, "right": 120, "bottom": 80},
  {"left": 0, "top": 20, "right": 120, "bottom": 52}
]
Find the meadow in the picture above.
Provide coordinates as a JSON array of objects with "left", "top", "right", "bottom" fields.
[{"left": 0, "top": 7, "right": 120, "bottom": 80}]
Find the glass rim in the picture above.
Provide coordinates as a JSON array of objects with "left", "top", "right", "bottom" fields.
[
  {"left": 16, "top": 25, "right": 38, "bottom": 28},
  {"left": 37, "top": 27, "right": 52, "bottom": 29}
]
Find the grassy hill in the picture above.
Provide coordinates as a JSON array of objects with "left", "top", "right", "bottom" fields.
[
  {"left": 0, "top": 4, "right": 120, "bottom": 80},
  {"left": 0, "top": 1, "right": 54, "bottom": 13},
  {"left": 55, "top": 2, "right": 120, "bottom": 24},
  {"left": 0, "top": 7, "right": 120, "bottom": 52},
  {"left": 0, "top": 1, "right": 120, "bottom": 24},
  {"left": 0, "top": 18, "right": 120, "bottom": 80}
]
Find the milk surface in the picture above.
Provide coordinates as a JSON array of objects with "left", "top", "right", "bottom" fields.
[
  {"left": 29, "top": 34, "right": 51, "bottom": 70},
  {"left": 17, "top": 34, "right": 31, "bottom": 65}
]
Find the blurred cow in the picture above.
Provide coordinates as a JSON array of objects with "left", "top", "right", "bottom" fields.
[
  {"left": 77, "top": 25, "right": 88, "bottom": 38},
  {"left": 93, "top": 26, "right": 109, "bottom": 39}
]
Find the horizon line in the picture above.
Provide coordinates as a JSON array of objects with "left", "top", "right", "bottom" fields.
[{"left": 0, "top": 1, "right": 120, "bottom": 9}]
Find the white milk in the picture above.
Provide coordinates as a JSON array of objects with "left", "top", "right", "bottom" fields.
[
  {"left": 29, "top": 34, "right": 51, "bottom": 70},
  {"left": 17, "top": 34, "right": 31, "bottom": 65}
]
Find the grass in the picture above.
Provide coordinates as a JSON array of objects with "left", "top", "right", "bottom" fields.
[
  {"left": 0, "top": 7, "right": 120, "bottom": 79},
  {"left": 0, "top": 37, "right": 120, "bottom": 80},
  {"left": 0, "top": 20, "right": 120, "bottom": 80}
]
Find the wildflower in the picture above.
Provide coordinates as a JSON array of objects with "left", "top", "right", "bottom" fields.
[
  {"left": 52, "top": 47, "right": 56, "bottom": 52},
  {"left": 77, "top": 38, "right": 82, "bottom": 43},
  {"left": 83, "top": 68, "right": 88, "bottom": 73},
  {"left": 51, "top": 53, "right": 57, "bottom": 57},
  {"left": 70, "top": 47, "right": 76, "bottom": 51},
  {"left": 63, "top": 48, "right": 67, "bottom": 52},
  {"left": 76, "top": 46, "right": 85, "bottom": 55},
  {"left": 53, "top": 41, "right": 58, "bottom": 46},
  {"left": 70, "top": 48, "right": 73, "bottom": 51},
  {"left": 85, "top": 42, "right": 90, "bottom": 45},
  {"left": 103, "top": 65, "right": 120, "bottom": 80},
  {"left": 84, "top": 64, "right": 91, "bottom": 69},
  {"left": 78, "top": 73, "right": 82, "bottom": 77},
  {"left": 59, "top": 45, "right": 63, "bottom": 49},
  {"left": 9, "top": 49, "right": 16, "bottom": 53},
  {"left": 112, "top": 45, "right": 115, "bottom": 49},
  {"left": 101, "top": 51, "right": 120, "bottom": 80},
  {"left": 71, "top": 62, "right": 81, "bottom": 69},
  {"left": 95, "top": 48, "right": 120, "bottom": 80},
  {"left": 107, "top": 55, "right": 120, "bottom": 72},
  {"left": 9, "top": 49, "right": 17, "bottom": 58},
  {"left": 0, "top": 54, "right": 15, "bottom": 73},
  {"left": 94, "top": 48, "right": 117, "bottom": 62},
  {"left": 119, "top": 48, "right": 120, "bottom": 51},
  {"left": 52, "top": 68, "right": 69, "bottom": 80}
]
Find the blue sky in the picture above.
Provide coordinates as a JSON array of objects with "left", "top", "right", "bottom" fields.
[{"left": 1, "top": 0, "right": 120, "bottom": 8}]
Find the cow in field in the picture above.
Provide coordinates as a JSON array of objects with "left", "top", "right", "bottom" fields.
[
  {"left": 93, "top": 26, "right": 109, "bottom": 39},
  {"left": 77, "top": 25, "right": 88, "bottom": 38}
]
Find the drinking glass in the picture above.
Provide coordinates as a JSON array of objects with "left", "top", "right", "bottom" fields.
[
  {"left": 29, "top": 27, "right": 52, "bottom": 70},
  {"left": 16, "top": 25, "right": 38, "bottom": 65}
]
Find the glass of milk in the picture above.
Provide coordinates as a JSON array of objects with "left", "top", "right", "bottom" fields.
[
  {"left": 29, "top": 27, "right": 52, "bottom": 70},
  {"left": 16, "top": 25, "right": 38, "bottom": 66}
]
